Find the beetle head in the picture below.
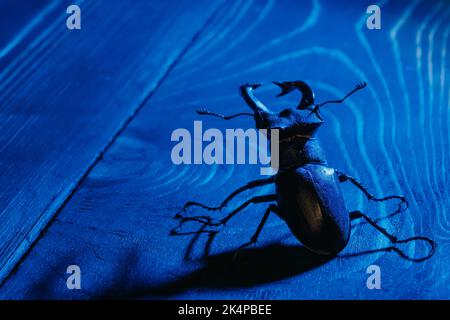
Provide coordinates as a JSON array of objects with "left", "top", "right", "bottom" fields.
[{"left": 273, "top": 80, "right": 315, "bottom": 110}]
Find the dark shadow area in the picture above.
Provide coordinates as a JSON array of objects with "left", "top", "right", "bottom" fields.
[
  {"left": 101, "top": 243, "right": 333, "bottom": 299},
  {"left": 99, "top": 236, "right": 436, "bottom": 299},
  {"left": 100, "top": 239, "right": 436, "bottom": 299}
]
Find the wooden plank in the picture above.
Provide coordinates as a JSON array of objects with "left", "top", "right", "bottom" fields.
[
  {"left": 0, "top": 0, "right": 54, "bottom": 56},
  {"left": 2, "top": 0, "right": 450, "bottom": 298},
  {"left": 0, "top": 0, "right": 220, "bottom": 284}
]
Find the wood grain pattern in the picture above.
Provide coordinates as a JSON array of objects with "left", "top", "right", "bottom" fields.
[
  {"left": 0, "top": 0, "right": 55, "bottom": 60},
  {"left": 1, "top": 0, "right": 450, "bottom": 299},
  {"left": 0, "top": 0, "right": 220, "bottom": 285}
]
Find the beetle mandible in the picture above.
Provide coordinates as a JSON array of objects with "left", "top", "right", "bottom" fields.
[{"left": 172, "top": 81, "right": 436, "bottom": 261}]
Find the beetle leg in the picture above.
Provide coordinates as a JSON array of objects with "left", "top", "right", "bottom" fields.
[
  {"left": 335, "top": 170, "right": 408, "bottom": 209},
  {"left": 350, "top": 211, "right": 397, "bottom": 242},
  {"left": 177, "top": 176, "right": 275, "bottom": 217},
  {"left": 174, "top": 194, "right": 277, "bottom": 231},
  {"left": 233, "top": 204, "right": 279, "bottom": 260},
  {"left": 350, "top": 211, "right": 437, "bottom": 262}
]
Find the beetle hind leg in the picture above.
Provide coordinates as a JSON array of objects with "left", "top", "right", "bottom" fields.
[
  {"left": 176, "top": 177, "right": 275, "bottom": 219},
  {"left": 350, "top": 211, "right": 397, "bottom": 242},
  {"left": 350, "top": 210, "right": 436, "bottom": 262}
]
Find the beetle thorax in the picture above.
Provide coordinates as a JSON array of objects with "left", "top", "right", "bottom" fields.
[
  {"left": 255, "top": 108, "right": 327, "bottom": 170},
  {"left": 278, "top": 136, "right": 327, "bottom": 170}
]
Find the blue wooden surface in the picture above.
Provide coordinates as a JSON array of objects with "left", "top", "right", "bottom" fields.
[
  {"left": 1, "top": 0, "right": 450, "bottom": 299},
  {"left": 0, "top": 0, "right": 220, "bottom": 285}
]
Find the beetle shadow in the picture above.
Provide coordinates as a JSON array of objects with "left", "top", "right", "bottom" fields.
[
  {"left": 121, "top": 243, "right": 334, "bottom": 299},
  {"left": 122, "top": 199, "right": 426, "bottom": 299},
  {"left": 118, "top": 241, "right": 415, "bottom": 299}
]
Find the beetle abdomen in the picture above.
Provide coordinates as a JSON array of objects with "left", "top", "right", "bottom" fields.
[{"left": 275, "top": 164, "right": 350, "bottom": 255}]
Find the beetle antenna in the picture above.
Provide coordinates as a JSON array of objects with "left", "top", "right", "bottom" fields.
[
  {"left": 317, "top": 81, "right": 367, "bottom": 108},
  {"left": 196, "top": 107, "right": 253, "bottom": 120}
]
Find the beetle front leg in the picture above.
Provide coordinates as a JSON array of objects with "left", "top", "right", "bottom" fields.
[
  {"left": 335, "top": 170, "right": 408, "bottom": 208},
  {"left": 172, "top": 194, "right": 277, "bottom": 234},
  {"left": 177, "top": 176, "right": 275, "bottom": 216}
]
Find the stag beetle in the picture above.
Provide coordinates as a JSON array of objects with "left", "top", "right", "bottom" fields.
[{"left": 172, "top": 81, "right": 436, "bottom": 261}]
